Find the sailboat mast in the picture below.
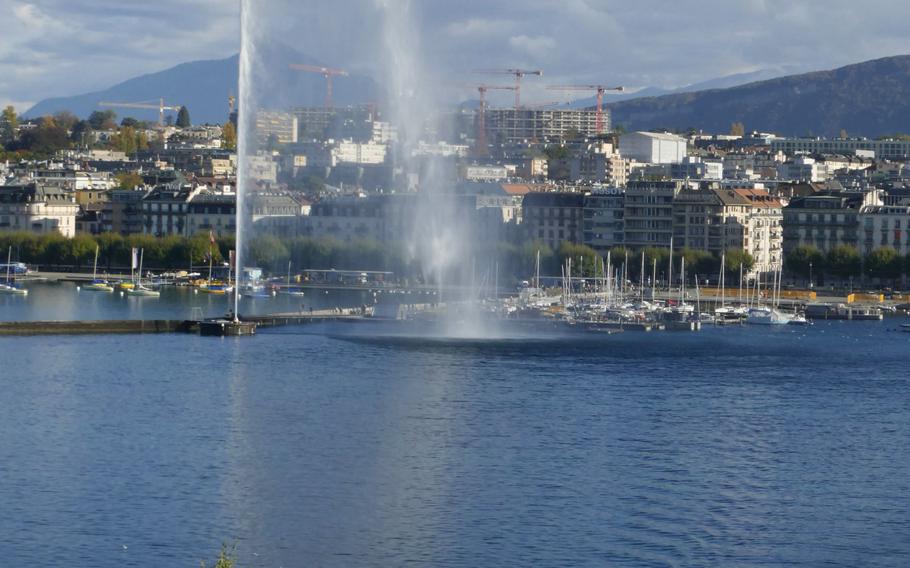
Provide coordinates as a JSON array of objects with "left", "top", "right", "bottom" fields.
[{"left": 651, "top": 258, "right": 657, "bottom": 302}]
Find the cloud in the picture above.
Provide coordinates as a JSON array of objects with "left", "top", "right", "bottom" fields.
[
  {"left": 508, "top": 35, "right": 557, "bottom": 59},
  {"left": 2, "top": 0, "right": 910, "bottom": 112}
]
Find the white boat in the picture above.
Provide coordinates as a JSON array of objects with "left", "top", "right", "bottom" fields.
[
  {"left": 746, "top": 307, "right": 792, "bottom": 325},
  {"left": 0, "top": 246, "right": 28, "bottom": 295},
  {"left": 83, "top": 245, "right": 114, "bottom": 292},
  {"left": 126, "top": 249, "right": 160, "bottom": 297},
  {"left": 280, "top": 260, "right": 306, "bottom": 296}
]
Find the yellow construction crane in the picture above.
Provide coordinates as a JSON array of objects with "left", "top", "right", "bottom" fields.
[{"left": 98, "top": 98, "right": 181, "bottom": 126}]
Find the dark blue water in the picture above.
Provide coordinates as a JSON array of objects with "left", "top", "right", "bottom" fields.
[{"left": 1, "top": 301, "right": 909, "bottom": 566}]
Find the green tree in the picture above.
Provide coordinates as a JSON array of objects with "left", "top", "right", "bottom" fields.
[
  {"left": 88, "top": 110, "right": 118, "bottom": 130},
  {"left": 11, "top": 116, "right": 71, "bottom": 156},
  {"left": 249, "top": 235, "right": 290, "bottom": 272},
  {"left": 116, "top": 172, "right": 143, "bottom": 189},
  {"left": 865, "top": 247, "right": 903, "bottom": 285},
  {"left": 120, "top": 117, "right": 140, "bottom": 128},
  {"left": 221, "top": 121, "right": 236, "bottom": 151},
  {"left": 785, "top": 244, "right": 825, "bottom": 282},
  {"left": 67, "top": 234, "right": 98, "bottom": 268},
  {"left": 52, "top": 111, "right": 79, "bottom": 131},
  {"left": 826, "top": 244, "right": 862, "bottom": 281},
  {"left": 724, "top": 249, "right": 755, "bottom": 277},
  {"left": 176, "top": 106, "right": 191, "bottom": 128},
  {"left": 2, "top": 105, "right": 18, "bottom": 131}
]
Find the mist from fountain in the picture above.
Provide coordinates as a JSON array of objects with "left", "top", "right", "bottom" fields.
[{"left": 234, "top": 1, "right": 501, "bottom": 338}]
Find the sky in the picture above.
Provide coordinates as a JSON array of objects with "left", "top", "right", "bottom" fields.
[{"left": 2, "top": 0, "right": 910, "bottom": 111}]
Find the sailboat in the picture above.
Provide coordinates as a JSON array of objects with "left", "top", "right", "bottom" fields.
[
  {"left": 280, "top": 260, "right": 306, "bottom": 296},
  {"left": 126, "top": 249, "right": 160, "bottom": 297},
  {"left": 745, "top": 268, "right": 791, "bottom": 325},
  {"left": 199, "top": 242, "right": 233, "bottom": 295},
  {"left": 83, "top": 245, "right": 114, "bottom": 292},
  {"left": 0, "top": 246, "right": 28, "bottom": 295}
]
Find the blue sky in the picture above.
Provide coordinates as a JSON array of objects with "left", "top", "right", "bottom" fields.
[{"left": 2, "top": 0, "right": 909, "bottom": 111}]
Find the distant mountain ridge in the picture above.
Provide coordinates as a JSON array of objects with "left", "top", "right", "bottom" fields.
[
  {"left": 25, "top": 44, "right": 379, "bottom": 124},
  {"left": 604, "top": 55, "right": 910, "bottom": 137}
]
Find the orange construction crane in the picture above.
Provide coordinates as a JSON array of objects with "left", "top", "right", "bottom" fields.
[
  {"left": 546, "top": 85, "right": 624, "bottom": 134},
  {"left": 98, "top": 98, "right": 181, "bottom": 126},
  {"left": 289, "top": 63, "right": 349, "bottom": 108},
  {"left": 473, "top": 68, "right": 543, "bottom": 109},
  {"left": 467, "top": 84, "right": 518, "bottom": 155}
]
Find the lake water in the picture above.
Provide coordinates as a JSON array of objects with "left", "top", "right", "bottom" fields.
[{"left": 1, "top": 286, "right": 910, "bottom": 566}]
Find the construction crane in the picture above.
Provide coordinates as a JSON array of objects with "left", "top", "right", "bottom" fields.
[
  {"left": 289, "top": 63, "right": 349, "bottom": 108},
  {"left": 98, "top": 98, "right": 181, "bottom": 126},
  {"left": 546, "top": 85, "right": 624, "bottom": 134},
  {"left": 468, "top": 84, "right": 518, "bottom": 155},
  {"left": 473, "top": 68, "right": 543, "bottom": 109}
]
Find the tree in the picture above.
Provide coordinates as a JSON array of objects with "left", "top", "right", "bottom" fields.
[
  {"left": 70, "top": 120, "right": 94, "bottom": 148},
  {"left": 221, "top": 121, "right": 236, "bottom": 151},
  {"left": 11, "top": 116, "right": 71, "bottom": 155},
  {"left": 120, "top": 117, "right": 140, "bottom": 128},
  {"left": 176, "top": 106, "right": 191, "bottom": 128},
  {"left": 2, "top": 105, "right": 18, "bottom": 131},
  {"left": 785, "top": 244, "right": 825, "bottom": 282},
  {"left": 724, "top": 249, "right": 755, "bottom": 277},
  {"left": 865, "top": 247, "right": 902, "bottom": 285},
  {"left": 730, "top": 122, "right": 745, "bottom": 137},
  {"left": 67, "top": 234, "right": 97, "bottom": 268},
  {"left": 53, "top": 111, "right": 79, "bottom": 132},
  {"left": 88, "top": 110, "right": 117, "bottom": 130},
  {"left": 826, "top": 244, "right": 862, "bottom": 281},
  {"left": 111, "top": 126, "right": 138, "bottom": 154},
  {"left": 115, "top": 172, "right": 143, "bottom": 189}
]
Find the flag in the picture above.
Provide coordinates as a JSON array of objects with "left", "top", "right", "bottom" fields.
[{"left": 131, "top": 248, "right": 139, "bottom": 270}]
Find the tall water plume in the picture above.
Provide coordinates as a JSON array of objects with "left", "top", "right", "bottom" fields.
[{"left": 375, "top": 1, "right": 476, "bottom": 297}]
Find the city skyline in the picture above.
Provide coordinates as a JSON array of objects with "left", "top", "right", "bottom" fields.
[{"left": 2, "top": 0, "right": 909, "bottom": 110}]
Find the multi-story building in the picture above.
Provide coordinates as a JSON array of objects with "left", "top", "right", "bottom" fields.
[
  {"left": 521, "top": 192, "right": 586, "bottom": 250},
  {"left": 141, "top": 184, "right": 202, "bottom": 237},
  {"left": 251, "top": 193, "right": 308, "bottom": 238},
  {"left": 583, "top": 188, "right": 624, "bottom": 253},
  {"left": 484, "top": 108, "right": 605, "bottom": 143},
  {"left": 255, "top": 110, "right": 298, "bottom": 145},
  {"left": 673, "top": 188, "right": 783, "bottom": 274},
  {"left": 104, "top": 188, "right": 149, "bottom": 235},
  {"left": 623, "top": 180, "right": 685, "bottom": 248},
  {"left": 857, "top": 205, "right": 910, "bottom": 255},
  {"left": 186, "top": 194, "right": 236, "bottom": 237},
  {"left": 0, "top": 184, "right": 80, "bottom": 237},
  {"left": 771, "top": 137, "right": 910, "bottom": 160},
  {"left": 619, "top": 131, "right": 687, "bottom": 164},
  {"left": 782, "top": 191, "right": 882, "bottom": 255}
]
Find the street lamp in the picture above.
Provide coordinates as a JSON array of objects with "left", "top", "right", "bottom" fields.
[{"left": 809, "top": 261, "right": 813, "bottom": 289}]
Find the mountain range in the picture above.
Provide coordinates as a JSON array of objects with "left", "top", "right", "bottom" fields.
[
  {"left": 25, "top": 43, "right": 379, "bottom": 125},
  {"left": 25, "top": 52, "right": 910, "bottom": 138},
  {"left": 605, "top": 55, "right": 910, "bottom": 138}
]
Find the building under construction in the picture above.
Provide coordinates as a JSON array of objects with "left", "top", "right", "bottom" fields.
[{"left": 483, "top": 108, "right": 607, "bottom": 143}]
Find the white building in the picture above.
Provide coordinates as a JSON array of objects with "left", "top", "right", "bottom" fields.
[
  {"left": 858, "top": 205, "right": 910, "bottom": 255},
  {"left": 464, "top": 165, "right": 509, "bottom": 182},
  {"left": 332, "top": 141, "right": 387, "bottom": 165},
  {"left": 619, "top": 131, "right": 687, "bottom": 164},
  {"left": 0, "top": 184, "right": 80, "bottom": 237}
]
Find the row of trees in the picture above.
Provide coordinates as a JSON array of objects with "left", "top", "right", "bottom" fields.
[
  {"left": 4, "top": 230, "right": 909, "bottom": 287},
  {"left": 785, "top": 244, "right": 910, "bottom": 285},
  {"left": 0, "top": 232, "right": 232, "bottom": 272},
  {"left": 1, "top": 105, "right": 207, "bottom": 160}
]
